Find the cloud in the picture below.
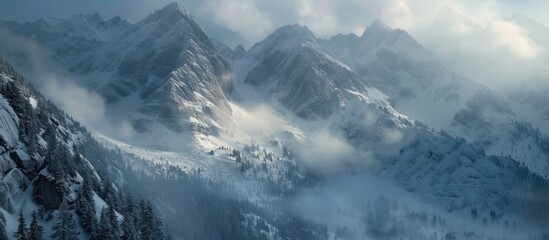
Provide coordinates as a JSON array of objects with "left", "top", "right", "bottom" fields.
[
  {"left": 407, "top": 0, "right": 548, "bottom": 90},
  {"left": 382, "top": 0, "right": 416, "bottom": 30},
  {"left": 231, "top": 104, "right": 287, "bottom": 139},
  {"left": 295, "top": 126, "right": 379, "bottom": 173},
  {"left": 200, "top": 0, "right": 273, "bottom": 41},
  {"left": 381, "top": 127, "right": 404, "bottom": 144},
  {"left": 490, "top": 19, "right": 542, "bottom": 59},
  {"left": 297, "top": 129, "right": 356, "bottom": 171}
]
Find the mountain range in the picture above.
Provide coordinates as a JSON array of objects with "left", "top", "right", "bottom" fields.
[{"left": 1, "top": 2, "right": 549, "bottom": 240}]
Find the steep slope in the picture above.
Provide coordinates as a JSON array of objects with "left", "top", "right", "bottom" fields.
[
  {"left": 0, "top": 59, "right": 334, "bottom": 240},
  {"left": 241, "top": 25, "right": 373, "bottom": 119},
  {"left": 231, "top": 24, "right": 549, "bottom": 227},
  {"left": 0, "top": 60, "right": 170, "bottom": 239},
  {"left": 0, "top": 3, "right": 233, "bottom": 143}
]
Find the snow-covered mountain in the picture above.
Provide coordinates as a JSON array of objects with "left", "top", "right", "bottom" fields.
[
  {"left": 419, "top": 8, "right": 549, "bottom": 134},
  {"left": 2, "top": 2, "right": 549, "bottom": 239},
  {"left": 233, "top": 20, "right": 549, "bottom": 224},
  {"left": 317, "top": 19, "right": 549, "bottom": 180},
  {"left": 324, "top": 19, "right": 490, "bottom": 131},
  {"left": 1, "top": 3, "right": 233, "bottom": 145},
  {"left": 0, "top": 59, "right": 335, "bottom": 240},
  {"left": 242, "top": 24, "right": 373, "bottom": 119}
]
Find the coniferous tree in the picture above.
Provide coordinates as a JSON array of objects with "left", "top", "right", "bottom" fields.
[
  {"left": 120, "top": 216, "right": 138, "bottom": 240},
  {"left": 150, "top": 217, "right": 166, "bottom": 240},
  {"left": 0, "top": 225, "right": 7, "bottom": 240},
  {"left": 14, "top": 212, "right": 27, "bottom": 240},
  {"left": 44, "top": 124, "right": 57, "bottom": 159},
  {"left": 46, "top": 143, "right": 65, "bottom": 181},
  {"left": 108, "top": 205, "right": 121, "bottom": 240},
  {"left": 123, "top": 195, "right": 135, "bottom": 217},
  {"left": 29, "top": 211, "right": 45, "bottom": 240},
  {"left": 27, "top": 117, "right": 40, "bottom": 157},
  {"left": 96, "top": 207, "right": 113, "bottom": 240},
  {"left": 76, "top": 180, "right": 96, "bottom": 234},
  {"left": 138, "top": 201, "right": 153, "bottom": 239},
  {"left": 51, "top": 200, "right": 79, "bottom": 240}
]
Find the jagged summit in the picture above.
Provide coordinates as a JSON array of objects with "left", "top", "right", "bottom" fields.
[
  {"left": 268, "top": 24, "right": 318, "bottom": 46},
  {"left": 247, "top": 24, "right": 319, "bottom": 59},
  {"left": 105, "top": 15, "right": 129, "bottom": 25},
  {"left": 0, "top": 2, "right": 231, "bottom": 139},
  {"left": 262, "top": 24, "right": 316, "bottom": 43},
  {"left": 272, "top": 24, "right": 315, "bottom": 38},
  {"left": 243, "top": 24, "right": 373, "bottom": 119},
  {"left": 161, "top": 2, "right": 190, "bottom": 14},
  {"left": 145, "top": 2, "right": 195, "bottom": 26},
  {"left": 143, "top": 2, "right": 194, "bottom": 24},
  {"left": 82, "top": 12, "right": 104, "bottom": 23},
  {"left": 137, "top": 2, "right": 214, "bottom": 50},
  {"left": 150, "top": 2, "right": 192, "bottom": 22}
]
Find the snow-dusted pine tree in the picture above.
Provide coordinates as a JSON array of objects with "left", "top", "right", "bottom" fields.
[
  {"left": 14, "top": 212, "right": 27, "bottom": 240},
  {"left": 29, "top": 211, "right": 45, "bottom": 240},
  {"left": 51, "top": 200, "right": 79, "bottom": 240}
]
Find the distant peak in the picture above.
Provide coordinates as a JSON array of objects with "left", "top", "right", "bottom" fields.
[
  {"left": 106, "top": 15, "right": 130, "bottom": 27},
  {"left": 278, "top": 24, "right": 312, "bottom": 34},
  {"left": 85, "top": 13, "right": 103, "bottom": 21},
  {"left": 67, "top": 13, "right": 104, "bottom": 24},
  {"left": 109, "top": 16, "right": 122, "bottom": 22},
  {"left": 361, "top": 19, "right": 391, "bottom": 38},
  {"left": 234, "top": 45, "right": 246, "bottom": 52},
  {"left": 510, "top": 13, "right": 538, "bottom": 24},
  {"left": 271, "top": 24, "right": 316, "bottom": 41},
  {"left": 164, "top": 2, "right": 180, "bottom": 9},
  {"left": 145, "top": 2, "right": 194, "bottom": 23},
  {"left": 141, "top": 1, "right": 197, "bottom": 27},
  {"left": 371, "top": 19, "right": 391, "bottom": 30}
]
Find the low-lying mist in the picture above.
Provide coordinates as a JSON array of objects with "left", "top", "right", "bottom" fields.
[{"left": 0, "top": 27, "right": 137, "bottom": 140}]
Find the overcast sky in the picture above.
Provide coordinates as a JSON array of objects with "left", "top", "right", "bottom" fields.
[{"left": 0, "top": 0, "right": 548, "bottom": 43}]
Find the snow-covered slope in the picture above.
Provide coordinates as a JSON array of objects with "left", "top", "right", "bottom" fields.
[
  {"left": 323, "top": 20, "right": 486, "bottom": 130},
  {"left": 0, "top": 3, "right": 233, "bottom": 144},
  {"left": 242, "top": 25, "right": 372, "bottom": 119},
  {"left": 319, "top": 20, "right": 549, "bottom": 180},
  {"left": 0, "top": 60, "right": 169, "bottom": 239}
]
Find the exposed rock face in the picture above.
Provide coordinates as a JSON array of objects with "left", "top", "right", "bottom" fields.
[{"left": 33, "top": 175, "right": 64, "bottom": 210}]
